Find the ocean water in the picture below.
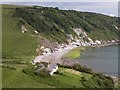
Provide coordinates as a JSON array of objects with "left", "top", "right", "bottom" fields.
[{"left": 77, "top": 45, "right": 119, "bottom": 76}]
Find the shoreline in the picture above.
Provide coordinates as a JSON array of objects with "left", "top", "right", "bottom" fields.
[
  {"left": 33, "top": 41, "right": 119, "bottom": 64},
  {"left": 33, "top": 41, "right": 119, "bottom": 82},
  {"left": 33, "top": 44, "right": 79, "bottom": 64}
]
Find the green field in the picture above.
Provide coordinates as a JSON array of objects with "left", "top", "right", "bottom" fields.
[
  {"left": 2, "top": 66, "right": 53, "bottom": 88},
  {"left": 2, "top": 4, "right": 46, "bottom": 88},
  {"left": 2, "top": 5, "right": 37, "bottom": 63},
  {"left": 21, "top": 64, "right": 114, "bottom": 88},
  {"left": 2, "top": 4, "right": 118, "bottom": 88},
  {"left": 21, "top": 65, "right": 93, "bottom": 88},
  {"left": 63, "top": 47, "right": 86, "bottom": 59}
]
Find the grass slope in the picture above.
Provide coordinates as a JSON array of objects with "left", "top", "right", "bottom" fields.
[
  {"left": 2, "top": 5, "right": 50, "bottom": 88},
  {"left": 2, "top": 4, "right": 116, "bottom": 88},
  {"left": 15, "top": 5, "right": 119, "bottom": 43},
  {"left": 2, "top": 67, "right": 52, "bottom": 88},
  {"left": 22, "top": 65, "right": 114, "bottom": 88},
  {"left": 63, "top": 47, "right": 86, "bottom": 59},
  {"left": 22, "top": 65, "right": 92, "bottom": 88},
  {"left": 2, "top": 5, "right": 37, "bottom": 63}
]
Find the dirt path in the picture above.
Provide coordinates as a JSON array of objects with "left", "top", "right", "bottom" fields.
[{"left": 33, "top": 44, "right": 77, "bottom": 64}]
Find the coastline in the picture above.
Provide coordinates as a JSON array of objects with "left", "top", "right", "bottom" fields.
[
  {"left": 33, "top": 41, "right": 119, "bottom": 84},
  {"left": 63, "top": 46, "right": 86, "bottom": 59},
  {"left": 91, "top": 40, "right": 120, "bottom": 48}
]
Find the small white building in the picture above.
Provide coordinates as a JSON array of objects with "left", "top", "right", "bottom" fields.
[
  {"left": 111, "top": 40, "right": 115, "bottom": 43},
  {"left": 47, "top": 63, "right": 58, "bottom": 75},
  {"left": 35, "top": 62, "right": 58, "bottom": 76},
  {"left": 34, "top": 30, "right": 38, "bottom": 34},
  {"left": 88, "top": 38, "right": 94, "bottom": 45},
  {"left": 40, "top": 46, "right": 45, "bottom": 49},
  {"left": 43, "top": 48, "right": 51, "bottom": 53},
  {"left": 95, "top": 40, "right": 101, "bottom": 45},
  {"left": 21, "top": 26, "right": 27, "bottom": 33}
]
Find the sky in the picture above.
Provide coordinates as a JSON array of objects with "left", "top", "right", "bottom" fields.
[{"left": 1, "top": 0, "right": 119, "bottom": 17}]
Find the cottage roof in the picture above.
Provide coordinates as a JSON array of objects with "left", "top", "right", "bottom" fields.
[{"left": 47, "top": 63, "right": 58, "bottom": 71}]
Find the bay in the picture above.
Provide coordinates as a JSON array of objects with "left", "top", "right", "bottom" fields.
[{"left": 76, "top": 45, "right": 119, "bottom": 76}]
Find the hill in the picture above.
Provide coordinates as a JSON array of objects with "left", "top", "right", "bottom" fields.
[
  {"left": 2, "top": 4, "right": 119, "bottom": 88},
  {"left": 15, "top": 5, "right": 119, "bottom": 43}
]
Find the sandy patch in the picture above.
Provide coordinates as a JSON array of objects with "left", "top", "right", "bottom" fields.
[{"left": 65, "top": 68, "right": 81, "bottom": 75}]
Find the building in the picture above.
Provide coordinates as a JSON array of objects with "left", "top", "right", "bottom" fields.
[
  {"left": 88, "top": 38, "right": 94, "bottom": 45},
  {"left": 47, "top": 63, "right": 58, "bottom": 75},
  {"left": 35, "top": 62, "right": 58, "bottom": 76},
  {"left": 43, "top": 48, "right": 51, "bottom": 53},
  {"left": 95, "top": 40, "right": 101, "bottom": 45}
]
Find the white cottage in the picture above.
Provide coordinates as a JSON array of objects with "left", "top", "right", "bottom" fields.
[
  {"left": 47, "top": 63, "right": 58, "bottom": 75},
  {"left": 95, "top": 40, "right": 101, "bottom": 45},
  {"left": 35, "top": 62, "right": 58, "bottom": 76}
]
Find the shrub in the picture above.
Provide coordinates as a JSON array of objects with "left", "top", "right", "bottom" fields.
[
  {"left": 2, "top": 65, "right": 16, "bottom": 70},
  {"left": 35, "top": 69, "right": 51, "bottom": 78},
  {"left": 58, "top": 64, "right": 93, "bottom": 74},
  {"left": 54, "top": 70, "right": 63, "bottom": 75}
]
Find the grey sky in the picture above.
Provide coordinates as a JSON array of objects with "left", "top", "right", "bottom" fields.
[
  {"left": 1, "top": 1, "right": 119, "bottom": 16},
  {"left": 1, "top": 0, "right": 119, "bottom": 2}
]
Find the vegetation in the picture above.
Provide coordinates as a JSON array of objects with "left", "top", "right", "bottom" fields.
[
  {"left": 21, "top": 64, "right": 114, "bottom": 88},
  {"left": 58, "top": 63, "right": 93, "bottom": 74},
  {"left": 15, "top": 5, "right": 119, "bottom": 43},
  {"left": 2, "top": 5, "right": 37, "bottom": 63},
  {"left": 2, "top": 66, "right": 52, "bottom": 88},
  {"left": 63, "top": 47, "right": 86, "bottom": 59},
  {"left": 2, "top": 4, "right": 49, "bottom": 88},
  {"left": 2, "top": 4, "right": 119, "bottom": 88}
]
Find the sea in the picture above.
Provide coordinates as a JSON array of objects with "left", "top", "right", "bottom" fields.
[{"left": 76, "top": 45, "right": 119, "bottom": 77}]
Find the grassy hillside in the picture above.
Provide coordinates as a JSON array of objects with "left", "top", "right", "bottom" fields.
[
  {"left": 22, "top": 64, "right": 114, "bottom": 88},
  {"left": 2, "top": 66, "right": 52, "bottom": 88},
  {"left": 15, "top": 6, "right": 119, "bottom": 42},
  {"left": 2, "top": 5, "right": 44, "bottom": 88},
  {"left": 2, "top": 4, "right": 118, "bottom": 88},
  {"left": 2, "top": 5, "right": 37, "bottom": 63}
]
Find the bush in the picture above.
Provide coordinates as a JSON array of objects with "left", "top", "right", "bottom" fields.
[
  {"left": 92, "top": 73, "right": 114, "bottom": 88},
  {"left": 35, "top": 69, "right": 51, "bottom": 78},
  {"left": 58, "top": 64, "right": 93, "bottom": 74},
  {"left": 81, "top": 77, "right": 87, "bottom": 81},
  {"left": 54, "top": 70, "right": 63, "bottom": 75},
  {"left": 2, "top": 65, "right": 16, "bottom": 70}
]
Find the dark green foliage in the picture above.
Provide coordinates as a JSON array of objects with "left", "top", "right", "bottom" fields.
[
  {"left": 93, "top": 73, "right": 114, "bottom": 88},
  {"left": 22, "top": 65, "right": 74, "bottom": 88},
  {"left": 22, "top": 64, "right": 114, "bottom": 88},
  {"left": 35, "top": 69, "right": 51, "bottom": 78},
  {"left": 58, "top": 64, "right": 93, "bottom": 74},
  {"left": 15, "top": 6, "right": 119, "bottom": 43},
  {"left": 2, "top": 56, "right": 25, "bottom": 64},
  {"left": 2, "top": 65, "right": 17, "bottom": 70},
  {"left": 54, "top": 70, "right": 63, "bottom": 75},
  {"left": 80, "top": 72, "right": 114, "bottom": 89},
  {"left": 81, "top": 75, "right": 114, "bottom": 89},
  {"left": 58, "top": 64, "right": 114, "bottom": 88}
]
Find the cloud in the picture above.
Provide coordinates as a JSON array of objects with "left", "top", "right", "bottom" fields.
[
  {"left": 1, "top": 0, "right": 120, "bottom": 2},
  {"left": 1, "top": 2, "right": 118, "bottom": 16},
  {"left": 35, "top": 2, "right": 118, "bottom": 16}
]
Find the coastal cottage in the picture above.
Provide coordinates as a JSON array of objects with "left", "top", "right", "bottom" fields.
[
  {"left": 40, "top": 46, "right": 45, "bottom": 49},
  {"left": 88, "top": 38, "right": 94, "bottom": 45},
  {"left": 21, "top": 25, "right": 27, "bottom": 33},
  {"left": 95, "top": 40, "right": 101, "bottom": 45},
  {"left": 35, "top": 62, "right": 58, "bottom": 76},
  {"left": 43, "top": 48, "right": 51, "bottom": 53},
  {"left": 47, "top": 63, "right": 58, "bottom": 75},
  {"left": 34, "top": 30, "right": 38, "bottom": 34},
  {"left": 111, "top": 40, "right": 115, "bottom": 43}
]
